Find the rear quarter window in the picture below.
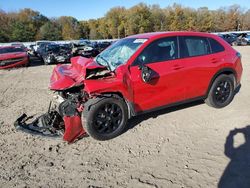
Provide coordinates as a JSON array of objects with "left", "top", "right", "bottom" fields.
[
  {"left": 180, "top": 36, "right": 210, "bottom": 58},
  {"left": 208, "top": 38, "right": 225, "bottom": 53}
]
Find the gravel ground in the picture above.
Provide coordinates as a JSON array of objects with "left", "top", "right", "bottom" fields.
[{"left": 0, "top": 46, "right": 249, "bottom": 188}]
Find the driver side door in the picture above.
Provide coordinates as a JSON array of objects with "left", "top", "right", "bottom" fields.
[{"left": 129, "top": 36, "right": 186, "bottom": 112}]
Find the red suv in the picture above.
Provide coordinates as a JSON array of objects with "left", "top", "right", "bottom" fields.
[{"left": 49, "top": 31, "right": 242, "bottom": 141}]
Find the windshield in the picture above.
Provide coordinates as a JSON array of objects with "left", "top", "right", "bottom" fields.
[
  {"left": 47, "top": 45, "right": 60, "bottom": 53},
  {"left": 95, "top": 38, "right": 147, "bottom": 71},
  {"left": 0, "top": 47, "right": 25, "bottom": 54}
]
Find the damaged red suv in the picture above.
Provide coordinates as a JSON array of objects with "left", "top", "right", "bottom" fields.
[{"left": 16, "top": 32, "right": 243, "bottom": 142}]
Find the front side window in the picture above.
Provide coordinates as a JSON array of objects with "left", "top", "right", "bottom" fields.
[
  {"left": 135, "top": 37, "right": 178, "bottom": 65},
  {"left": 95, "top": 38, "right": 147, "bottom": 71},
  {"left": 181, "top": 36, "right": 210, "bottom": 58}
]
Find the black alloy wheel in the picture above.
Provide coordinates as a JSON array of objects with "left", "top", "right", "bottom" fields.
[
  {"left": 82, "top": 96, "right": 128, "bottom": 140},
  {"left": 205, "top": 74, "right": 235, "bottom": 108},
  {"left": 213, "top": 80, "right": 231, "bottom": 104},
  {"left": 94, "top": 103, "right": 122, "bottom": 134}
]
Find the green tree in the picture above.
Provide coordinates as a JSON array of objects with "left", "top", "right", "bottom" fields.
[
  {"left": 16, "top": 8, "right": 48, "bottom": 41},
  {"left": 226, "top": 5, "right": 242, "bottom": 31},
  {"left": 105, "top": 7, "right": 126, "bottom": 38},
  {"left": 150, "top": 5, "right": 166, "bottom": 31},
  {"left": 58, "top": 16, "right": 81, "bottom": 40},
  {"left": 98, "top": 18, "right": 110, "bottom": 39},
  {"left": 88, "top": 19, "right": 99, "bottom": 39},
  {"left": 169, "top": 4, "right": 187, "bottom": 31},
  {"left": 242, "top": 10, "right": 250, "bottom": 30},
  {"left": 196, "top": 7, "right": 213, "bottom": 31},
  {"left": 185, "top": 8, "right": 197, "bottom": 31},
  {"left": 126, "top": 3, "right": 153, "bottom": 35},
  {"left": 79, "top": 21, "right": 90, "bottom": 39},
  {"left": 213, "top": 9, "right": 227, "bottom": 32},
  {"left": 0, "top": 10, "right": 11, "bottom": 42},
  {"left": 10, "top": 19, "right": 34, "bottom": 41},
  {"left": 37, "top": 21, "right": 62, "bottom": 40}
]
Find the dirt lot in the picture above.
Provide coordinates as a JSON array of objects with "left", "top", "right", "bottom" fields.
[{"left": 0, "top": 47, "right": 249, "bottom": 188}]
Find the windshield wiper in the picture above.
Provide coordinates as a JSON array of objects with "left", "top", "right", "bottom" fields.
[{"left": 97, "top": 55, "right": 112, "bottom": 72}]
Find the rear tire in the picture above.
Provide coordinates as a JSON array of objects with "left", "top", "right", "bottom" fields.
[
  {"left": 205, "top": 74, "right": 235, "bottom": 108},
  {"left": 82, "top": 96, "right": 128, "bottom": 140}
]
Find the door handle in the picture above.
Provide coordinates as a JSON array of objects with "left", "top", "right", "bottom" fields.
[
  {"left": 211, "top": 58, "right": 220, "bottom": 64},
  {"left": 173, "top": 64, "right": 184, "bottom": 70}
]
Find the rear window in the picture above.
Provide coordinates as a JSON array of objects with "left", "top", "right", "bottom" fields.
[
  {"left": 0, "top": 47, "right": 25, "bottom": 54},
  {"left": 208, "top": 38, "right": 225, "bottom": 53},
  {"left": 181, "top": 36, "right": 210, "bottom": 57}
]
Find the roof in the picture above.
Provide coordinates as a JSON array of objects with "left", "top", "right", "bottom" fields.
[{"left": 127, "top": 31, "right": 216, "bottom": 40}]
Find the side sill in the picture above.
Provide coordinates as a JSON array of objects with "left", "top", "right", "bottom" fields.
[{"left": 135, "top": 96, "right": 206, "bottom": 116}]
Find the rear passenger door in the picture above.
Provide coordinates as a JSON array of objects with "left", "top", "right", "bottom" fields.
[{"left": 179, "top": 36, "right": 215, "bottom": 99}]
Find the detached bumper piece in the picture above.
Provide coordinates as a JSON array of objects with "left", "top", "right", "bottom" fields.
[
  {"left": 14, "top": 101, "right": 86, "bottom": 143},
  {"left": 14, "top": 111, "right": 64, "bottom": 137}
]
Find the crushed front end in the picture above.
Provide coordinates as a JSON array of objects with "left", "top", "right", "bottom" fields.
[{"left": 14, "top": 56, "right": 113, "bottom": 143}]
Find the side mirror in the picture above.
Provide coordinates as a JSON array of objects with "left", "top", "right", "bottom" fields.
[
  {"left": 137, "top": 55, "right": 145, "bottom": 70},
  {"left": 141, "top": 65, "right": 152, "bottom": 83}
]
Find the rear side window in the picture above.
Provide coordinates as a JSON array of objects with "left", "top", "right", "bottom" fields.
[
  {"left": 135, "top": 37, "right": 178, "bottom": 64},
  {"left": 180, "top": 36, "right": 210, "bottom": 58},
  {"left": 208, "top": 38, "right": 225, "bottom": 53}
]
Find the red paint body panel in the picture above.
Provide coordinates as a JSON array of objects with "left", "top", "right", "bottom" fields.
[
  {"left": 129, "top": 58, "right": 187, "bottom": 111},
  {"left": 63, "top": 115, "right": 86, "bottom": 143},
  {"left": 50, "top": 56, "right": 105, "bottom": 90},
  {"left": 84, "top": 65, "right": 133, "bottom": 101}
]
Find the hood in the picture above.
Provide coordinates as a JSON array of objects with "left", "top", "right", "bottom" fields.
[
  {"left": 0, "top": 52, "right": 27, "bottom": 60},
  {"left": 49, "top": 56, "right": 111, "bottom": 91}
]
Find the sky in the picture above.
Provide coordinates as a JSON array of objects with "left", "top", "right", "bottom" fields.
[{"left": 0, "top": 0, "right": 249, "bottom": 20}]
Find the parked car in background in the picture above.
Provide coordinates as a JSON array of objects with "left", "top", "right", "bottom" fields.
[
  {"left": 10, "top": 42, "right": 28, "bottom": 51},
  {"left": 244, "top": 35, "right": 250, "bottom": 45},
  {"left": 218, "top": 34, "right": 237, "bottom": 45},
  {"left": 78, "top": 39, "right": 92, "bottom": 46},
  {"left": 96, "top": 41, "right": 111, "bottom": 53},
  {"left": 0, "top": 46, "right": 29, "bottom": 69},
  {"left": 34, "top": 41, "right": 54, "bottom": 56},
  {"left": 71, "top": 42, "right": 99, "bottom": 58},
  {"left": 26, "top": 44, "right": 36, "bottom": 56},
  {"left": 231, "top": 33, "right": 248, "bottom": 46},
  {"left": 38, "top": 44, "right": 71, "bottom": 65}
]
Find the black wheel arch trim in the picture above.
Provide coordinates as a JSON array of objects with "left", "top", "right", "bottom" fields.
[
  {"left": 86, "top": 92, "right": 135, "bottom": 119},
  {"left": 206, "top": 67, "right": 237, "bottom": 97}
]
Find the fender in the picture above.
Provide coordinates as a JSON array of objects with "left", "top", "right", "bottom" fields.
[
  {"left": 84, "top": 65, "right": 134, "bottom": 102},
  {"left": 206, "top": 67, "right": 237, "bottom": 96}
]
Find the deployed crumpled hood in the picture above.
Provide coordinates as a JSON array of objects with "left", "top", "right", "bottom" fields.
[{"left": 50, "top": 56, "right": 108, "bottom": 90}]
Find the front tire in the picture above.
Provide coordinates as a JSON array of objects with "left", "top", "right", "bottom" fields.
[
  {"left": 82, "top": 96, "right": 128, "bottom": 140},
  {"left": 205, "top": 74, "right": 235, "bottom": 108}
]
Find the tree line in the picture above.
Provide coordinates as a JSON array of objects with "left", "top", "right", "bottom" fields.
[{"left": 1, "top": 3, "right": 250, "bottom": 42}]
